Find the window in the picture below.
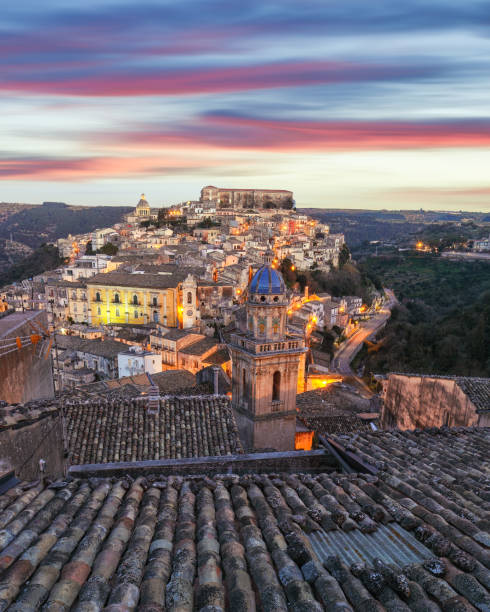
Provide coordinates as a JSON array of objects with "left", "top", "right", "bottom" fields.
[
  {"left": 134, "top": 310, "right": 138, "bottom": 318},
  {"left": 242, "top": 369, "right": 249, "bottom": 400},
  {"left": 272, "top": 371, "right": 281, "bottom": 402},
  {"left": 116, "top": 308, "right": 120, "bottom": 317},
  {"left": 187, "top": 291, "right": 193, "bottom": 304},
  {"left": 96, "top": 292, "right": 101, "bottom": 302},
  {"left": 114, "top": 293, "right": 120, "bottom": 303},
  {"left": 152, "top": 296, "right": 157, "bottom": 306},
  {"left": 133, "top": 294, "right": 138, "bottom": 305},
  {"left": 97, "top": 306, "right": 101, "bottom": 315}
]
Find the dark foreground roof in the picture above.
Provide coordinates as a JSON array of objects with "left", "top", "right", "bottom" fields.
[
  {"left": 0, "top": 427, "right": 488, "bottom": 610},
  {"left": 65, "top": 397, "right": 243, "bottom": 464}
]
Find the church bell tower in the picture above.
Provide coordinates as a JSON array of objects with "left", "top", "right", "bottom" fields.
[{"left": 230, "top": 252, "right": 306, "bottom": 451}]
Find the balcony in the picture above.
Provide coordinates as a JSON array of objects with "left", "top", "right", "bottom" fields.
[{"left": 231, "top": 333, "right": 305, "bottom": 355}]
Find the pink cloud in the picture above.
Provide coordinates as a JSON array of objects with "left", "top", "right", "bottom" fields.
[
  {"left": 0, "top": 155, "right": 220, "bottom": 181},
  {"left": 0, "top": 60, "right": 427, "bottom": 97},
  {"left": 112, "top": 115, "right": 490, "bottom": 152}
]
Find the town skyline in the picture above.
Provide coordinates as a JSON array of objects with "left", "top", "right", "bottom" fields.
[{"left": 1, "top": 1, "right": 490, "bottom": 211}]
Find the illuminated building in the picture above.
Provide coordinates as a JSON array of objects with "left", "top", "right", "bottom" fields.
[
  {"left": 87, "top": 270, "right": 193, "bottom": 327},
  {"left": 200, "top": 185, "right": 293, "bottom": 209},
  {"left": 229, "top": 248, "right": 306, "bottom": 451}
]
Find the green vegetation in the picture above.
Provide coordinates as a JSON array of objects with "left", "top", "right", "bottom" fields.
[
  {"left": 0, "top": 201, "right": 131, "bottom": 248},
  {"left": 97, "top": 242, "right": 118, "bottom": 255},
  {"left": 0, "top": 244, "right": 63, "bottom": 286},
  {"left": 280, "top": 257, "right": 378, "bottom": 305},
  {"left": 196, "top": 217, "right": 220, "bottom": 229},
  {"left": 360, "top": 254, "right": 490, "bottom": 376}
]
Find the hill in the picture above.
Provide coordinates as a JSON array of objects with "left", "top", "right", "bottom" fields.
[
  {"left": 358, "top": 254, "right": 490, "bottom": 377},
  {"left": 0, "top": 201, "right": 132, "bottom": 248}
]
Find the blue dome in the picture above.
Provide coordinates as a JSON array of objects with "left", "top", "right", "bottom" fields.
[{"left": 249, "top": 265, "right": 286, "bottom": 295}]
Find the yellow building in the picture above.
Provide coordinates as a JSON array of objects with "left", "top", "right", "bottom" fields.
[{"left": 87, "top": 270, "right": 189, "bottom": 327}]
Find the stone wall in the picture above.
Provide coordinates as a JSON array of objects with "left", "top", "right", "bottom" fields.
[
  {"left": 0, "top": 407, "right": 65, "bottom": 481},
  {"left": 69, "top": 448, "right": 336, "bottom": 478},
  {"left": 0, "top": 311, "right": 55, "bottom": 403},
  {"left": 381, "top": 374, "right": 479, "bottom": 430}
]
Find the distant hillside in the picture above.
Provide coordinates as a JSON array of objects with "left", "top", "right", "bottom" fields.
[
  {"left": 0, "top": 244, "right": 63, "bottom": 287},
  {"left": 0, "top": 201, "right": 132, "bottom": 248}
]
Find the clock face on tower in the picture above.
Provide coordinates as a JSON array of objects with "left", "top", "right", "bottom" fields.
[{"left": 186, "top": 309, "right": 193, "bottom": 317}]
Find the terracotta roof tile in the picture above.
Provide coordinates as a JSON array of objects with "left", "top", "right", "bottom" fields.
[
  {"left": 65, "top": 397, "right": 243, "bottom": 464},
  {"left": 0, "top": 427, "right": 487, "bottom": 609}
]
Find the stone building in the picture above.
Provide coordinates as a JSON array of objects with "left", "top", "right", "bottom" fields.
[
  {"left": 200, "top": 185, "right": 293, "bottom": 209},
  {"left": 381, "top": 372, "right": 490, "bottom": 429},
  {"left": 230, "top": 251, "right": 306, "bottom": 451}
]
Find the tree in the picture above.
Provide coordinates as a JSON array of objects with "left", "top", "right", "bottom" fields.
[
  {"left": 97, "top": 242, "right": 118, "bottom": 255},
  {"left": 339, "top": 244, "right": 351, "bottom": 268}
]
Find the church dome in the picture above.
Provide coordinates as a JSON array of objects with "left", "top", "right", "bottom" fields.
[
  {"left": 136, "top": 194, "right": 149, "bottom": 208},
  {"left": 249, "top": 265, "right": 286, "bottom": 295}
]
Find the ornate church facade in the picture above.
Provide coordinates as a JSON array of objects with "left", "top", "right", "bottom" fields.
[{"left": 230, "top": 252, "right": 306, "bottom": 451}]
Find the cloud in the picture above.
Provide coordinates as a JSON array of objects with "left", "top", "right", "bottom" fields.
[
  {"left": 0, "top": 155, "right": 222, "bottom": 180},
  {"left": 112, "top": 114, "right": 490, "bottom": 152},
  {"left": 0, "top": 60, "right": 436, "bottom": 97}
]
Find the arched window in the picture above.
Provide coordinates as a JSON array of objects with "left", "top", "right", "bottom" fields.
[
  {"left": 187, "top": 291, "right": 192, "bottom": 304},
  {"left": 114, "top": 293, "right": 120, "bottom": 303},
  {"left": 133, "top": 294, "right": 138, "bottom": 305},
  {"left": 96, "top": 292, "right": 101, "bottom": 302},
  {"left": 272, "top": 371, "right": 281, "bottom": 402}
]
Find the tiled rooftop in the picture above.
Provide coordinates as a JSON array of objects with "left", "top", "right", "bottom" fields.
[
  {"left": 0, "top": 427, "right": 488, "bottom": 610},
  {"left": 65, "top": 396, "right": 243, "bottom": 464}
]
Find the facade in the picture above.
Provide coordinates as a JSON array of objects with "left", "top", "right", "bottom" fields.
[
  {"left": 200, "top": 185, "right": 293, "bottom": 209},
  {"left": 66, "top": 282, "right": 89, "bottom": 323},
  {"left": 87, "top": 271, "right": 183, "bottom": 327},
  {"left": 117, "top": 346, "right": 162, "bottom": 378},
  {"left": 126, "top": 194, "right": 158, "bottom": 224},
  {"left": 180, "top": 274, "right": 199, "bottom": 329},
  {"left": 229, "top": 251, "right": 306, "bottom": 451}
]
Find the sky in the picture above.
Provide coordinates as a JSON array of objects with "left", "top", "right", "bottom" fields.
[{"left": 1, "top": 1, "right": 490, "bottom": 211}]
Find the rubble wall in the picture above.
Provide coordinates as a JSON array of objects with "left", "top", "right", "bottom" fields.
[
  {"left": 0, "top": 312, "right": 54, "bottom": 403},
  {"left": 0, "top": 411, "right": 65, "bottom": 481},
  {"left": 381, "top": 374, "right": 478, "bottom": 429}
]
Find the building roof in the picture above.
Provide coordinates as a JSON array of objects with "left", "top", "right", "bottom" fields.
[
  {"left": 65, "top": 396, "right": 243, "bottom": 464},
  {"left": 161, "top": 328, "right": 200, "bottom": 341},
  {"left": 87, "top": 270, "right": 188, "bottom": 289},
  {"left": 179, "top": 337, "right": 220, "bottom": 356},
  {"left": 203, "top": 347, "right": 231, "bottom": 365},
  {"left": 299, "top": 414, "right": 375, "bottom": 435},
  {"left": 249, "top": 264, "right": 286, "bottom": 295},
  {"left": 0, "top": 427, "right": 488, "bottom": 610},
  {"left": 55, "top": 335, "right": 124, "bottom": 359}
]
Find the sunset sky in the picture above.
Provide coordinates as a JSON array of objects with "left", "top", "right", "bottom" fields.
[{"left": 1, "top": 1, "right": 490, "bottom": 210}]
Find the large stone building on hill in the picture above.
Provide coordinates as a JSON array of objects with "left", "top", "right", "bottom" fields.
[{"left": 200, "top": 185, "right": 293, "bottom": 209}]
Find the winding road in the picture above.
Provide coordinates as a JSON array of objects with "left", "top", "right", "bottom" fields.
[{"left": 332, "top": 289, "right": 397, "bottom": 376}]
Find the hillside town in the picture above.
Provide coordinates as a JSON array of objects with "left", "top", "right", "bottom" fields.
[
  {"left": 0, "top": 188, "right": 364, "bottom": 395},
  {"left": 0, "top": 188, "right": 488, "bottom": 611}
]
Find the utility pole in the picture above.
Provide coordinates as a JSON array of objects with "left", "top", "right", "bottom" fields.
[{"left": 49, "top": 299, "right": 61, "bottom": 395}]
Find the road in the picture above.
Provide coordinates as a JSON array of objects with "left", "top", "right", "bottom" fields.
[{"left": 332, "top": 289, "right": 396, "bottom": 376}]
